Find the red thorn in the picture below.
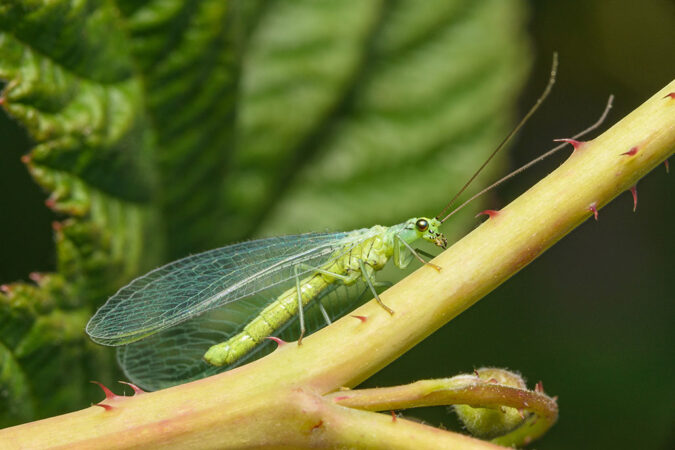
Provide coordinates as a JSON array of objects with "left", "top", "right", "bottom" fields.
[
  {"left": 28, "top": 272, "right": 44, "bottom": 283},
  {"left": 0, "top": 284, "right": 11, "bottom": 293},
  {"left": 90, "top": 381, "right": 118, "bottom": 401},
  {"left": 588, "top": 203, "right": 599, "bottom": 221},
  {"left": 0, "top": 97, "right": 5, "bottom": 105},
  {"left": 94, "top": 403, "right": 114, "bottom": 411},
  {"left": 553, "top": 138, "right": 585, "bottom": 150},
  {"left": 351, "top": 315, "right": 367, "bottom": 323},
  {"left": 474, "top": 369, "right": 480, "bottom": 378},
  {"left": 264, "top": 336, "right": 287, "bottom": 347},
  {"left": 51, "top": 221, "right": 63, "bottom": 231},
  {"left": 118, "top": 381, "right": 145, "bottom": 395},
  {"left": 333, "top": 396, "right": 350, "bottom": 402},
  {"left": 621, "top": 146, "right": 639, "bottom": 156},
  {"left": 45, "top": 198, "right": 56, "bottom": 209},
  {"left": 390, "top": 411, "right": 397, "bottom": 422},
  {"left": 535, "top": 381, "right": 544, "bottom": 393},
  {"left": 488, "top": 378, "right": 499, "bottom": 384},
  {"left": 664, "top": 92, "right": 675, "bottom": 99},
  {"left": 629, "top": 185, "right": 638, "bottom": 212},
  {"left": 476, "top": 209, "right": 500, "bottom": 219},
  {"left": 665, "top": 160, "right": 670, "bottom": 174},
  {"left": 552, "top": 395, "right": 559, "bottom": 402},
  {"left": 20, "top": 154, "right": 31, "bottom": 164},
  {"left": 311, "top": 420, "right": 323, "bottom": 431}
]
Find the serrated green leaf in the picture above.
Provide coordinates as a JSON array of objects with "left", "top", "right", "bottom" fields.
[{"left": 0, "top": 0, "right": 163, "bottom": 424}]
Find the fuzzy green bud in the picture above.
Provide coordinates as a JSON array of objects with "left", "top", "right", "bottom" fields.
[{"left": 454, "top": 368, "right": 527, "bottom": 439}]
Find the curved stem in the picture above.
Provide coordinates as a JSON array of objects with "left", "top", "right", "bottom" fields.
[{"left": 327, "top": 374, "right": 558, "bottom": 447}]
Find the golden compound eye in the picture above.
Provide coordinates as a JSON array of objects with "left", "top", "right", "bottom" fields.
[{"left": 415, "top": 219, "right": 429, "bottom": 232}]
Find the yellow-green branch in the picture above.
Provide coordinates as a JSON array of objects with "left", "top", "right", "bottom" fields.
[
  {"left": 1, "top": 81, "right": 673, "bottom": 449},
  {"left": 327, "top": 369, "right": 558, "bottom": 447}
]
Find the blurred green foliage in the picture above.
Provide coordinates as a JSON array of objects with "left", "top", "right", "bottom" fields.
[{"left": 0, "top": 0, "right": 530, "bottom": 428}]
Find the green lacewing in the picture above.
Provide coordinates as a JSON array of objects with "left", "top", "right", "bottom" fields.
[{"left": 86, "top": 56, "right": 597, "bottom": 391}]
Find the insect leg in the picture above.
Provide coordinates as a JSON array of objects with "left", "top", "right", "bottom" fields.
[
  {"left": 317, "top": 301, "right": 332, "bottom": 326},
  {"left": 414, "top": 248, "right": 437, "bottom": 260},
  {"left": 373, "top": 280, "right": 393, "bottom": 289},
  {"left": 396, "top": 234, "right": 442, "bottom": 272},
  {"left": 296, "top": 263, "right": 345, "bottom": 326},
  {"left": 358, "top": 259, "right": 394, "bottom": 315},
  {"left": 293, "top": 264, "right": 349, "bottom": 341},
  {"left": 293, "top": 265, "right": 306, "bottom": 346},
  {"left": 354, "top": 280, "right": 392, "bottom": 302}
]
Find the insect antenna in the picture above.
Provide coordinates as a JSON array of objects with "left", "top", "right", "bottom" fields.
[
  {"left": 438, "top": 93, "right": 613, "bottom": 223},
  {"left": 436, "top": 53, "right": 613, "bottom": 224},
  {"left": 435, "top": 53, "right": 558, "bottom": 222}
]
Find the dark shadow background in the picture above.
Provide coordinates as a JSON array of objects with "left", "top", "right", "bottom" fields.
[{"left": 1, "top": 0, "right": 673, "bottom": 448}]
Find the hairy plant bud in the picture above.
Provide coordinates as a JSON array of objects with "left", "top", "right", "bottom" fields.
[{"left": 454, "top": 368, "right": 527, "bottom": 439}]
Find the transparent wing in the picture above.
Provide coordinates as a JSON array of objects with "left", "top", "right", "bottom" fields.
[
  {"left": 87, "top": 229, "right": 375, "bottom": 346},
  {"left": 117, "top": 279, "right": 377, "bottom": 391}
]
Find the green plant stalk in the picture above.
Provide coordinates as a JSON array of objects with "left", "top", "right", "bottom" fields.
[
  {"left": 1, "top": 81, "right": 673, "bottom": 449},
  {"left": 326, "top": 374, "right": 558, "bottom": 447}
]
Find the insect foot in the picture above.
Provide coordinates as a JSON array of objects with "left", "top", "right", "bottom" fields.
[
  {"left": 426, "top": 262, "right": 442, "bottom": 272},
  {"left": 378, "top": 300, "right": 395, "bottom": 315}
]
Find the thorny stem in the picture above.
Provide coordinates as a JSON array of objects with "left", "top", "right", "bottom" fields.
[
  {"left": 1, "top": 81, "right": 673, "bottom": 449},
  {"left": 327, "top": 374, "right": 558, "bottom": 447}
]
